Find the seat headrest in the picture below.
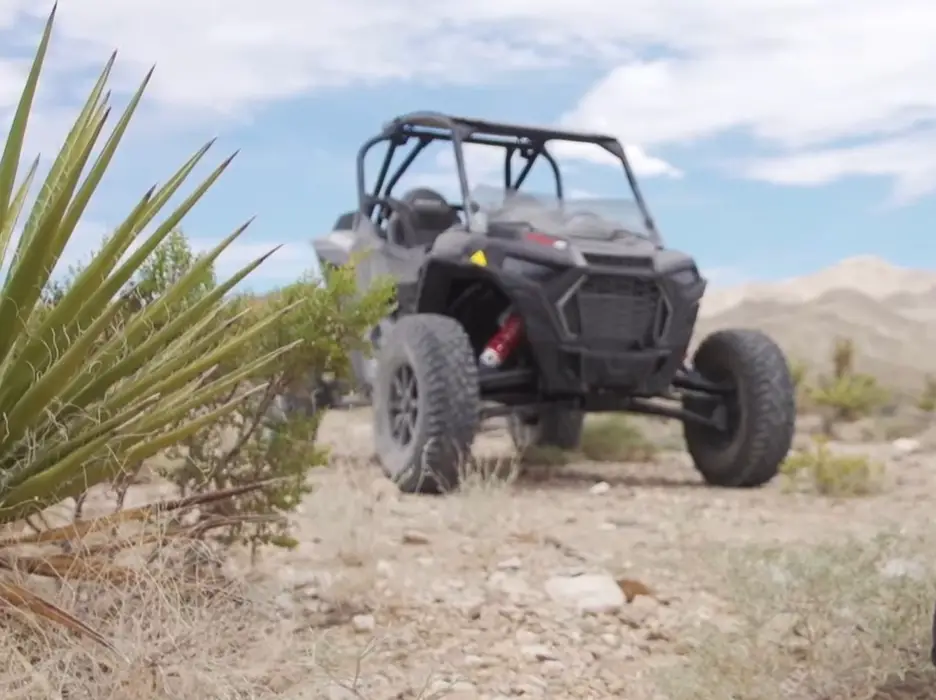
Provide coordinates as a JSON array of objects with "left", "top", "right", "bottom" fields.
[{"left": 401, "top": 188, "right": 459, "bottom": 236}]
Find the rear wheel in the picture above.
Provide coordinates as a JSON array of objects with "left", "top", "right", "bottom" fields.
[
  {"left": 373, "top": 314, "right": 480, "bottom": 494},
  {"left": 508, "top": 406, "right": 584, "bottom": 451},
  {"left": 682, "top": 328, "right": 795, "bottom": 488}
]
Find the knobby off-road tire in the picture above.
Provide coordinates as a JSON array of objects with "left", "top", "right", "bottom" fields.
[
  {"left": 373, "top": 314, "right": 480, "bottom": 494},
  {"left": 682, "top": 328, "right": 796, "bottom": 488},
  {"left": 507, "top": 407, "right": 585, "bottom": 451}
]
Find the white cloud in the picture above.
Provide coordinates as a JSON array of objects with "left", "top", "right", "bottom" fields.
[
  {"left": 559, "top": 0, "right": 936, "bottom": 196},
  {"left": 1, "top": 0, "right": 934, "bottom": 197},
  {"left": 741, "top": 133, "right": 936, "bottom": 204},
  {"left": 550, "top": 141, "right": 682, "bottom": 178}
]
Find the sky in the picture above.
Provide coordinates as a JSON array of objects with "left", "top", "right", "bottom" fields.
[{"left": 2, "top": 0, "right": 936, "bottom": 291}]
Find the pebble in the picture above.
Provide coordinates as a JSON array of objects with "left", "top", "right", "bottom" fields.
[
  {"left": 879, "top": 557, "right": 927, "bottom": 580},
  {"left": 402, "top": 530, "right": 431, "bottom": 545},
  {"left": 892, "top": 437, "right": 921, "bottom": 455},
  {"left": 521, "top": 644, "right": 559, "bottom": 662},
  {"left": 589, "top": 481, "right": 611, "bottom": 495},
  {"left": 351, "top": 614, "right": 376, "bottom": 633},
  {"left": 497, "top": 556, "right": 523, "bottom": 570}
]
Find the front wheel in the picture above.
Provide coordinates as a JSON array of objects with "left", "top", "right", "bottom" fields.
[
  {"left": 372, "top": 314, "right": 480, "bottom": 494},
  {"left": 682, "top": 328, "right": 796, "bottom": 488}
]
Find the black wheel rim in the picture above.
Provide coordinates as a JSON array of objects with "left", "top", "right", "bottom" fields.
[{"left": 387, "top": 363, "right": 419, "bottom": 446}]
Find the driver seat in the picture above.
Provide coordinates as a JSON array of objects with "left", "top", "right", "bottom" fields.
[{"left": 397, "top": 188, "right": 460, "bottom": 249}]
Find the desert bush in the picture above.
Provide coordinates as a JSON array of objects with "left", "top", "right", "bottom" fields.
[
  {"left": 159, "top": 263, "right": 393, "bottom": 553},
  {"left": 780, "top": 436, "right": 883, "bottom": 496},
  {"left": 807, "top": 337, "right": 888, "bottom": 432},
  {"left": 659, "top": 532, "right": 936, "bottom": 700},
  {"left": 919, "top": 375, "right": 936, "bottom": 413},
  {"left": 56, "top": 232, "right": 394, "bottom": 552},
  {"left": 579, "top": 414, "right": 657, "bottom": 462}
]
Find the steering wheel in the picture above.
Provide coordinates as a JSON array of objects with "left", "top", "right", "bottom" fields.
[{"left": 364, "top": 195, "right": 418, "bottom": 246}]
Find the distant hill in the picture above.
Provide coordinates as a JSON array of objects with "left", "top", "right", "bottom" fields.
[
  {"left": 695, "top": 256, "right": 936, "bottom": 392},
  {"left": 700, "top": 255, "right": 936, "bottom": 318}
]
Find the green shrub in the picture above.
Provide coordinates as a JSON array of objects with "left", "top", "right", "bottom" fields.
[
  {"left": 807, "top": 337, "right": 888, "bottom": 431},
  {"left": 160, "top": 263, "right": 393, "bottom": 553},
  {"left": 780, "top": 437, "right": 883, "bottom": 496}
]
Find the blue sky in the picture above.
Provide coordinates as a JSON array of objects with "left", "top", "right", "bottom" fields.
[{"left": 2, "top": 0, "right": 936, "bottom": 291}]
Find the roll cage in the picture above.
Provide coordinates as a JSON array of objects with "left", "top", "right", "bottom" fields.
[{"left": 354, "top": 111, "right": 661, "bottom": 242}]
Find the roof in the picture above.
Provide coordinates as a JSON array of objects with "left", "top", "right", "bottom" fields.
[{"left": 382, "top": 111, "right": 619, "bottom": 146}]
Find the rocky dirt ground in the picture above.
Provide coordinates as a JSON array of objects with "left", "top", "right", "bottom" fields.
[{"left": 202, "top": 409, "right": 936, "bottom": 700}]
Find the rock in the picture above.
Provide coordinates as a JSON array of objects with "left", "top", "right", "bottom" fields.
[
  {"left": 351, "top": 614, "right": 376, "bottom": 633},
  {"left": 463, "top": 654, "right": 487, "bottom": 667},
  {"left": 879, "top": 557, "right": 927, "bottom": 580},
  {"left": 616, "top": 578, "right": 655, "bottom": 602},
  {"left": 402, "top": 530, "right": 431, "bottom": 545},
  {"left": 376, "top": 559, "right": 394, "bottom": 577},
  {"left": 497, "top": 556, "right": 523, "bottom": 570},
  {"left": 541, "top": 660, "right": 566, "bottom": 676},
  {"left": 589, "top": 481, "right": 611, "bottom": 495},
  {"left": 892, "top": 437, "right": 921, "bottom": 455},
  {"left": 618, "top": 595, "right": 659, "bottom": 627},
  {"left": 544, "top": 573, "right": 625, "bottom": 614},
  {"left": 488, "top": 571, "right": 537, "bottom": 599},
  {"left": 521, "top": 644, "right": 559, "bottom": 662},
  {"left": 447, "top": 681, "right": 478, "bottom": 698}
]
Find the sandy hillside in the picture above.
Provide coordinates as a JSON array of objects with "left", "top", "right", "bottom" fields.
[{"left": 696, "top": 256, "right": 936, "bottom": 389}]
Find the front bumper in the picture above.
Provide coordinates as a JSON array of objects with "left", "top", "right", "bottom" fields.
[{"left": 504, "top": 252, "right": 706, "bottom": 395}]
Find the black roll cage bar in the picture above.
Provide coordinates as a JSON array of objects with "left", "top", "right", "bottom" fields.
[{"left": 354, "top": 111, "right": 660, "bottom": 241}]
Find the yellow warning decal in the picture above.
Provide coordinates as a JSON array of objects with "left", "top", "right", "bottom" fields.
[{"left": 469, "top": 250, "right": 487, "bottom": 266}]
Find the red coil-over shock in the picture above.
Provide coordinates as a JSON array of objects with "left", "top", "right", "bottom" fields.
[{"left": 479, "top": 310, "right": 523, "bottom": 369}]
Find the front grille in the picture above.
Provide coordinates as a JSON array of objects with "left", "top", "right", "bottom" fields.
[
  {"left": 581, "top": 253, "right": 649, "bottom": 268},
  {"left": 561, "top": 274, "right": 665, "bottom": 348},
  {"left": 583, "top": 253, "right": 627, "bottom": 267}
]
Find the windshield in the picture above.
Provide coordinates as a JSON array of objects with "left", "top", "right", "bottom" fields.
[{"left": 469, "top": 185, "right": 655, "bottom": 242}]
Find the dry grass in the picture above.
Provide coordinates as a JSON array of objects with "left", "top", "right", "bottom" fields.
[
  {"left": 0, "top": 471, "right": 446, "bottom": 700},
  {"left": 0, "top": 542, "right": 324, "bottom": 700},
  {"left": 661, "top": 532, "right": 936, "bottom": 700}
]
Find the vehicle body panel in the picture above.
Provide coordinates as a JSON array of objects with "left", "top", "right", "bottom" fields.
[{"left": 311, "top": 111, "right": 706, "bottom": 403}]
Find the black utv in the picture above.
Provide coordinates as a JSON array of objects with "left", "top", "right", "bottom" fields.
[{"left": 312, "top": 111, "right": 796, "bottom": 494}]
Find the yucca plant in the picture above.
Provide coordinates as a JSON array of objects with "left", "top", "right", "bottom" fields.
[{"left": 0, "top": 5, "right": 300, "bottom": 647}]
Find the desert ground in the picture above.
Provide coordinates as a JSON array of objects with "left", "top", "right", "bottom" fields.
[{"left": 5, "top": 255, "right": 936, "bottom": 700}]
